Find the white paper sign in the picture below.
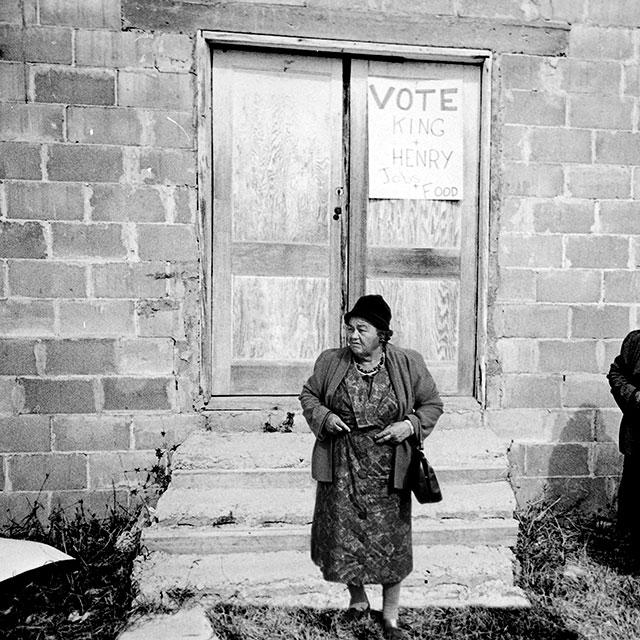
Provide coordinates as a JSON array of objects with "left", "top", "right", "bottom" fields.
[{"left": 368, "top": 77, "right": 464, "bottom": 200}]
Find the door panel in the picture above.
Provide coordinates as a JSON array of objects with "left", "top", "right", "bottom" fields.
[
  {"left": 352, "top": 59, "right": 481, "bottom": 396},
  {"left": 211, "top": 49, "right": 344, "bottom": 395}
]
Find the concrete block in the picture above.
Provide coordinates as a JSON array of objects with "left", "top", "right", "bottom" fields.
[
  {"left": 0, "top": 222, "right": 46, "bottom": 258},
  {"left": 131, "top": 414, "right": 203, "bottom": 449},
  {"left": 39, "top": 0, "right": 121, "bottom": 28},
  {"left": 512, "top": 476, "right": 610, "bottom": 513},
  {"left": 592, "top": 443, "right": 623, "bottom": 477},
  {"left": 8, "top": 260, "right": 86, "bottom": 297},
  {"left": 146, "top": 111, "right": 194, "bottom": 149},
  {"left": 532, "top": 198, "right": 594, "bottom": 234},
  {"left": 569, "top": 25, "right": 634, "bottom": 60},
  {"left": 500, "top": 55, "right": 562, "bottom": 92},
  {"left": 0, "top": 340, "right": 37, "bottom": 375},
  {"left": 487, "top": 408, "right": 548, "bottom": 444},
  {"left": 0, "top": 142, "right": 41, "bottom": 180},
  {"left": 538, "top": 340, "right": 599, "bottom": 373},
  {"left": 457, "top": 0, "right": 552, "bottom": 20},
  {"left": 503, "top": 90, "right": 565, "bottom": 126},
  {"left": 503, "top": 163, "right": 564, "bottom": 197},
  {"left": 92, "top": 262, "right": 168, "bottom": 298},
  {"left": 493, "top": 304, "right": 568, "bottom": 338},
  {"left": 571, "top": 305, "right": 630, "bottom": 339},
  {"left": 0, "top": 416, "right": 50, "bottom": 452},
  {"left": 8, "top": 452, "right": 87, "bottom": 490},
  {"left": 5, "top": 181, "right": 84, "bottom": 221},
  {"left": 75, "top": 30, "right": 154, "bottom": 68},
  {"left": 597, "top": 131, "right": 640, "bottom": 165},
  {"left": 136, "top": 298, "right": 184, "bottom": 339},
  {"left": 562, "top": 373, "right": 616, "bottom": 408},
  {"left": 33, "top": 67, "right": 115, "bottom": 105},
  {"left": 595, "top": 408, "right": 622, "bottom": 444},
  {"left": 502, "top": 374, "right": 562, "bottom": 408},
  {"left": 90, "top": 184, "right": 166, "bottom": 223},
  {"left": 548, "top": 408, "right": 596, "bottom": 442},
  {"left": 605, "top": 271, "right": 640, "bottom": 303},
  {"left": 67, "top": 106, "right": 143, "bottom": 146},
  {"left": 568, "top": 95, "right": 634, "bottom": 130},
  {"left": 496, "top": 268, "right": 536, "bottom": 302},
  {"left": 138, "top": 149, "right": 196, "bottom": 186},
  {"left": 559, "top": 59, "right": 621, "bottom": 94},
  {"left": 24, "top": 27, "right": 73, "bottom": 64},
  {"left": 174, "top": 187, "right": 196, "bottom": 223},
  {"left": 50, "top": 488, "right": 130, "bottom": 517},
  {"left": 47, "top": 144, "right": 123, "bottom": 183},
  {"left": 102, "top": 377, "right": 172, "bottom": 411},
  {"left": 499, "top": 234, "right": 562, "bottom": 268},
  {"left": 52, "top": 415, "right": 130, "bottom": 451},
  {"left": 0, "top": 24, "right": 23, "bottom": 60},
  {"left": 0, "top": 1, "right": 22, "bottom": 23},
  {"left": 18, "top": 377, "right": 96, "bottom": 414},
  {"left": 602, "top": 340, "right": 623, "bottom": 373},
  {"left": 116, "top": 338, "right": 174, "bottom": 375},
  {"left": 137, "top": 224, "right": 197, "bottom": 262},
  {"left": 525, "top": 443, "right": 589, "bottom": 477},
  {"left": 0, "top": 103, "right": 64, "bottom": 142},
  {"left": 530, "top": 127, "right": 592, "bottom": 163},
  {"left": 43, "top": 339, "right": 117, "bottom": 375},
  {"left": 153, "top": 33, "right": 193, "bottom": 72},
  {"left": 566, "top": 235, "right": 628, "bottom": 269},
  {"left": 586, "top": 1, "right": 640, "bottom": 27},
  {"left": 118, "top": 71, "right": 192, "bottom": 111},
  {"left": 496, "top": 338, "right": 537, "bottom": 372},
  {"left": 0, "top": 62, "right": 25, "bottom": 101},
  {"left": 536, "top": 269, "right": 601, "bottom": 303},
  {"left": 624, "top": 63, "right": 640, "bottom": 97},
  {"left": 58, "top": 301, "right": 135, "bottom": 337},
  {"left": 567, "top": 166, "right": 631, "bottom": 199},
  {"left": 87, "top": 449, "right": 161, "bottom": 490},
  {"left": 501, "top": 125, "right": 529, "bottom": 162},
  {"left": 599, "top": 201, "right": 640, "bottom": 234},
  {"left": 51, "top": 222, "right": 126, "bottom": 259},
  {"left": 499, "top": 197, "right": 534, "bottom": 233},
  {"left": 0, "top": 300, "right": 55, "bottom": 336}
]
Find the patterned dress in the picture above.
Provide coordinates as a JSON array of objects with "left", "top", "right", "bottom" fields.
[{"left": 310, "top": 361, "right": 413, "bottom": 585}]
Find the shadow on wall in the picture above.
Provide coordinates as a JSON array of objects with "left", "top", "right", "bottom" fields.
[{"left": 510, "top": 404, "right": 623, "bottom": 519}]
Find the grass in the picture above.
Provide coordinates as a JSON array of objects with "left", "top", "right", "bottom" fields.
[
  {"left": 1, "top": 497, "right": 639, "bottom": 639},
  {"left": 0, "top": 498, "right": 142, "bottom": 640}
]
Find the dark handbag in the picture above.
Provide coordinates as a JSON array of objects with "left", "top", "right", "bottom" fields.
[{"left": 409, "top": 440, "right": 442, "bottom": 503}]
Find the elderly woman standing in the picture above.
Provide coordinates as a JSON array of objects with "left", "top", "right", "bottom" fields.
[{"left": 299, "top": 294, "right": 443, "bottom": 639}]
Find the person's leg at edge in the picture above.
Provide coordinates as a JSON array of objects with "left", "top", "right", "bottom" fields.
[
  {"left": 382, "top": 581, "right": 401, "bottom": 627},
  {"left": 347, "top": 583, "right": 370, "bottom": 611}
]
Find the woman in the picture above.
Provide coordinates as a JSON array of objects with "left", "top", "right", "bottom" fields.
[{"left": 299, "top": 294, "right": 443, "bottom": 639}]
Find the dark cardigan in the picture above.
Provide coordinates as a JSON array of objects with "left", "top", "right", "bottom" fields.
[
  {"left": 299, "top": 343, "right": 444, "bottom": 489},
  {"left": 608, "top": 330, "right": 640, "bottom": 455}
]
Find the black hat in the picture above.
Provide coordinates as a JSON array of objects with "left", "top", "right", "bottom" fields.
[{"left": 344, "top": 295, "right": 392, "bottom": 331}]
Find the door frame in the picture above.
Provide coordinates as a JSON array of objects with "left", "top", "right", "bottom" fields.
[{"left": 196, "top": 31, "right": 493, "bottom": 409}]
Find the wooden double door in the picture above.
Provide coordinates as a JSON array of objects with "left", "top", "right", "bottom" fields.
[{"left": 211, "top": 48, "right": 481, "bottom": 397}]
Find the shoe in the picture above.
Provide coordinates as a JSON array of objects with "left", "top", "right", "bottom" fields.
[
  {"left": 343, "top": 605, "right": 370, "bottom": 621},
  {"left": 383, "top": 621, "right": 408, "bottom": 639}
]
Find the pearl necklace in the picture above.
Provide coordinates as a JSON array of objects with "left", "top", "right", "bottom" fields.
[{"left": 354, "top": 350, "right": 385, "bottom": 376}]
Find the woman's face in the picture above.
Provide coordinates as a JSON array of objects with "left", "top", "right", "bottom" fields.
[{"left": 345, "top": 317, "right": 381, "bottom": 358}]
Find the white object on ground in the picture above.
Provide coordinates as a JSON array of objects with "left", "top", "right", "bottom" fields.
[{"left": 0, "top": 537, "right": 75, "bottom": 582}]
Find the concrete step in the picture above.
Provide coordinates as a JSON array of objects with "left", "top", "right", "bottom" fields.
[
  {"left": 142, "top": 517, "right": 518, "bottom": 555},
  {"left": 172, "top": 428, "right": 508, "bottom": 479},
  {"left": 204, "top": 396, "right": 484, "bottom": 433},
  {"left": 134, "top": 544, "right": 529, "bottom": 609},
  {"left": 155, "top": 480, "right": 516, "bottom": 527}
]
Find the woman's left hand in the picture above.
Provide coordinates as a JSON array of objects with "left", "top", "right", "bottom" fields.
[{"left": 373, "top": 421, "right": 413, "bottom": 445}]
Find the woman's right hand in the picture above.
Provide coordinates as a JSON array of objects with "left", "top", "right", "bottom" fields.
[{"left": 324, "top": 413, "right": 350, "bottom": 435}]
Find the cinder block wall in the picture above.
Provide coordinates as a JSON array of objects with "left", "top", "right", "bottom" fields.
[
  {"left": 0, "top": 0, "right": 204, "bottom": 520},
  {"left": 0, "top": 0, "right": 638, "bottom": 518}
]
